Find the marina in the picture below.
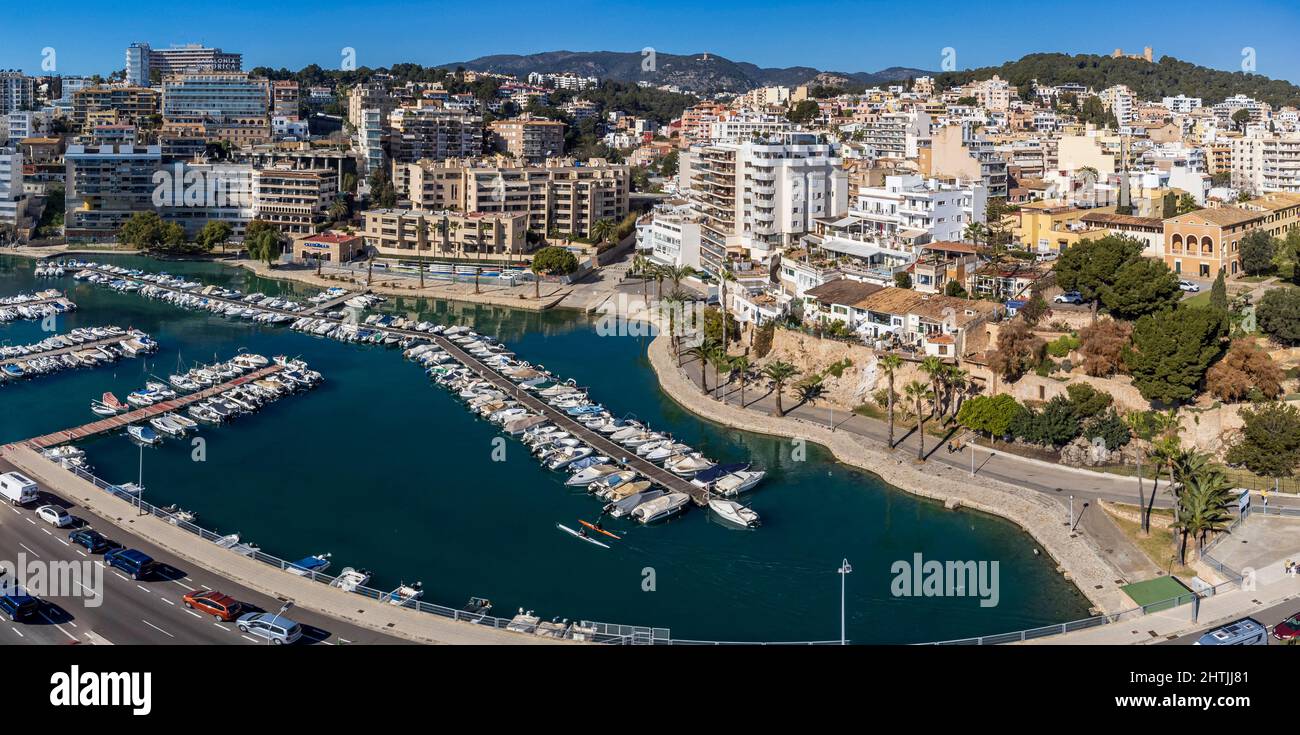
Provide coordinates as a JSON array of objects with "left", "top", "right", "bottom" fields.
[
  {"left": 0, "top": 327, "right": 157, "bottom": 384},
  {"left": 0, "top": 254, "right": 1090, "bottom": 644},
  {"left": 0, "top": 290, "right": 77, "bottom": 324}
]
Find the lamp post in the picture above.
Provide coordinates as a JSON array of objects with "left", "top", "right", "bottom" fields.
[{"left": 837, "top": 558, "right": 852, "bottom": 645}]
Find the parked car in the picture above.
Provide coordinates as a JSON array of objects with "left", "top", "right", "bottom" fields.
[
  {"left": 68, "top": 528, "right": 116, "bottom": 553},
  {"left": 103, "top": 548, "right": 156, "bottom": 580},
  {"left": 35, "top": 505, "right": 74, "bottom": 528},
  {"left": 1053, "top": 291, "right": 1084, "bottom": 305},
  {"left": 183, "top": 590, "right": 243, "bottom": 622},
  {"left": 1195, "top": 617, "right": 1268, "bottom": 645},
  {"left": 236, "top": 612, "right": 303, "bottom": 644},
  {"left": 1179, "top": 280, "right": 1201, "bottom": 293},
  {"left": 1272, "top": 612, "right": 1300, "bottom": 641},
  {"left": 0, "top": 594, "right": 39, "bottom": 622},
  {"left": 0, "top": 471, "right": 39, "bottom": 505}
]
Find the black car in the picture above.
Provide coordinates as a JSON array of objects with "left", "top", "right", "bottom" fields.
[
  {"left": 68, "top": 528, "right": 115, "bottom": 553},
  {"left": 0, "top": 594, "right": 39, "bottom": 622}
]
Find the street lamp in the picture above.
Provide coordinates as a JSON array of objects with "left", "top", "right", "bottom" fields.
[{"left": 837, "top": 559, "right": 852, "bottom": 645}]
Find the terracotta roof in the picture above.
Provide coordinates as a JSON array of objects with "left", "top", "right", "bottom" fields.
[
  {"left": 805, "top": 280, "right": 885, "bottom": 306},
  {"left": 1166, "top": 207, "right": 1261, "bottom": 227},
  {"left": 923, "top": 241, "right": 979, "bottom": 254},
  {"left": 1080, "top": 212, "right": 1165, "bottom": 229}
]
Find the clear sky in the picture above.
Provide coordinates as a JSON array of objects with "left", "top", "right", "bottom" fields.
[{"left": 8, "top": 0, "right": 1300, "bottom": 83}]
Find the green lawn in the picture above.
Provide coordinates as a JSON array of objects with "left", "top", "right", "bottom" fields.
[{"left": 1121, "top": 575, "right": 1194, "bottom": 610}]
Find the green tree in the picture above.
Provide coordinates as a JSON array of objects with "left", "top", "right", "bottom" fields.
[
  {"left": 197, "top": 221, "right": 233, "bottom": 254},
  {"left": 878, "top": 354, "right": 903, "bottom": 448},
  {"left": 893, "top": 272, "right": 912, "bottom": 289},
  {"left": 1172, "top": 465, "right": 1236, "bottom": 565},
  {"left": 1209, "top": 269, "right": 1228, "bottom": 313},
  {"left": 786, "top": 99, "right": 821, "bottom": 124},
  {"left": 1055, "top": 234, "right": 1144, "bottom": 312},
  {"left": 530, "top": 246, "right": 579, "bottom": 275},
  {"left": 1010, "top": 395, "right": 1081, "bottom": 446},
  {"left": 956, "top": 394, "right": 1026, "bottom": 439},
  {"left": 118, "top": 212, "right": 167, "bottom": 251},
  {"left": 1225, "top": 401, "right": 1300, "bottom": 479},
  {"left": 1256, "top": 287, "right": 1300, "bottom": 345},
  {"left": 1239, "top": 230, "right": 1277, "bottom": 276},
  {"left": 1123, "top": 307, "right": 1226, "bottom": 404},
  {"left": 1099, "top": 258, "right": 1181, "bottom": 320},
  {"left": 1083, "top": 409, "right": 1132, "bottom": 451}
]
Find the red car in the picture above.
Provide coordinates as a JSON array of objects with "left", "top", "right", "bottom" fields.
[
  {"left": 1272, "top": 612, "right": 1300, "bottom": 640},
  {"left": 182, "top": 590, "right": 243, "bottom": 622}
]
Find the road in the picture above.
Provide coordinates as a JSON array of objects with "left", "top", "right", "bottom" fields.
[
  {"left": 1165, "top": 597, "right": 1300, "bottom": 646},
  {"left": 0, "top": 468, "right": 407, "bottom": 645}
]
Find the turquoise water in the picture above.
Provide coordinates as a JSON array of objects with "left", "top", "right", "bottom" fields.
[{"left": 0, "top": 254, "right": 1090, "bottom": 643}]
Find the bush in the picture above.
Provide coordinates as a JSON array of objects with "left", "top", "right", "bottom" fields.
[
  {"left": 530, "top": 246, "right": 579, "bottom": 276},
  {"left": 1011, "top": 395, "right": 1081, "bottom": 447},
  {"left": 1257, "top": 287, "right": 1300, "bottom": 345},
  {"left": 1083, "top": 409, "right": 1132, "bottom": 451},
  {"left": 1046, "top": 334, "right": 1080, "bottom": 358},
  {"left": 1206, "top": 340, "right": 1283, "bottom": 402},
  {"left": 1066, "top": 382, "right": 1113, "bottom": 419},
  {"left": 1078, "top": 319, "right": 1131, "bottom": 377},
  {"left": 956, "top": 394, "right": 1026, "bottom": 438}
]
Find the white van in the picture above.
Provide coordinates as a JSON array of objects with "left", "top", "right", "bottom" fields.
[{"left": 0, "top": 472, "right": 39, "bottom": 505}]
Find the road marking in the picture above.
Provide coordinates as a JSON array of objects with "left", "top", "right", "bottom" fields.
[
  {"left": 241, "top": 635, "right": 257, "bottom": 643},
  {"left": 136, "top": 584, "right": 148, "bottom": 592},
  {"left": 8, "top": 507, "right": 18, "bottom": 515},
  {"left": 18, "top": 543, "right": 38, "bottom": 557},
  {"left": 201, "top": 584, "right": 212, "bottom": 591},
  {"left": 25, "top": 518, "right": 34, "bottom": 524},
  {"left": 59, "top": 539, "right": 70, "bottom": 546},
  {"left": 161, "top": 598, "right": 175, "bottom": 606},
  {"left": 141, "top": 619, "right": 174, "bottom": 638},
  {"left": 113, "top": 572, "right": 128, "bottom": 582},
  {"left": 10, "top": 626, "right": 23, "bottom": 638},
  {"left": 38, "top": 611, "right": 77, "bottom": 642},
  {"left": 170, "top": 579, "right": 196, "bottom": 591},
  {"left": 42, "top": 528, "right": 52, "bottom": 536},
  {"left": 185, "top": 610, "right": 202, "bottom": 619},
  {"left": 76, "top": 550, "right": 86, "bottom": 557}
]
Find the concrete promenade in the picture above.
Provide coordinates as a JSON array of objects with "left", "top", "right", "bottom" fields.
[
  {"left": 646, "top": 334, "right": 1132, "bottom": 615},
  {"left": 0, "top": 443, "right": 562, "bottom": 645}
]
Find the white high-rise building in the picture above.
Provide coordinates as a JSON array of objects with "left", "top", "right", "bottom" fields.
[
  {"left": 0, "top": 146, "right": 27, "bottom": 233},
  {"left": 690, "top": 131, "right": 847, "bottom": 274},
  {"left": 1162, "top": 95, "right": 1202, "bottom": 113},
  {"left": 0, "top": 71, "right": 34, "bottom": 116}
]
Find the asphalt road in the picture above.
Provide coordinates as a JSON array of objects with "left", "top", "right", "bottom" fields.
[
  {"left": 1164, "top": 597, "right": 1300, "bottom": 646},
  {"left": 0, "top": 482, "right": 408, "bottom": 645}
]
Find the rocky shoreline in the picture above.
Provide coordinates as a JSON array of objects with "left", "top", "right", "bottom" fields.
[{"left": 645, "top": 333, "right": 1131, "bottom": 618}]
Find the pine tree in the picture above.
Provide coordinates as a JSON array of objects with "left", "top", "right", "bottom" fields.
[{"left": 1209, "top": 269, "right": 1228, "bottom": 313}]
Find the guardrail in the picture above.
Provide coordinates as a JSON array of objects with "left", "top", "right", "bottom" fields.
[{"left": 59, "top": 460, "right": 666, "bottom": 645}]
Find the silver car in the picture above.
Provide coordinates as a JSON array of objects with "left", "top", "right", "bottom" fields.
[{"left": 236, "top": 612, "right": 303, "bottom": 644}]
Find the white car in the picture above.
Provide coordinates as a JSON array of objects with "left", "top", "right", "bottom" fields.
[
  {"left": 1179, "top": 280, "right": 1201, "bottom": 293},
  {"left": 35, "top": 505, "right": 74, "bottom": 528}
]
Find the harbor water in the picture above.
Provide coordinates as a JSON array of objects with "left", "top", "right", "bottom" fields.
[{"left": 0, "top": 254, "right": 1090, "bottom": 643}]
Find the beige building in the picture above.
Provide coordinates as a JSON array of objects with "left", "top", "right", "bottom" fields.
[
  {"left": 361, "top": 208, "right": 529, "bottom": 261},
  {"left": 71, "top": 86, "right": 160, "bottom": 133},
  {"left": 396, "top": 157, "right": 630, "bottom": 239},
  {"left": 489, "top": 116, "right": 565, "bottom": 164},
  {"left": 252, "top": 168, "right": 337, "bottom": 235}
]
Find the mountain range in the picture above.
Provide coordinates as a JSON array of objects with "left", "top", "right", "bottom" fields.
[{"left": 441, "top": 50, "right": 929, "bottom": 93}]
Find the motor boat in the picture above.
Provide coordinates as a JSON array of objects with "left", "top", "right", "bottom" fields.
[
  {"left": 330, "top": 567, "right": 374, "bottom": 592},
  {"left": 567, "top": 463, "right": 619, "bottom": 487},
  {"left": 605, "top": 487, "right": 666, "bottom": 518},
  {"left": 711, "top": 469, "right": 767, "bottom": 497},
  {"left": 589, "top": 471, "right": 637, "bottom": 495},
  {"left": 386, "top": 581, "right": 424, "bottom": 607},
  {"left": 709, "top": 498, "right": 761, "bottom": 528},
  {"left": 630, "top": 492, "right": 691, "bottom": 524},
  {"left": 598, "top": 480, "right": 652, "bottom": 502},
  {"left": 287, "top": 553, "right": 332, "bottom": 577},
  {"left": 665, "top": 453, "right": 716, "bottom": 476},
  {"left": 126, "top": 425, "right": 161, "bottom": 445}
]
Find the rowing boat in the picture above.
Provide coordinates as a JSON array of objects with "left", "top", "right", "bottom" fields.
[
  {"left": 578, "top": 520, "right": 621, "bottom": 540},
  {"left": 556, "top": 523, "right": 610, "bottom": 549}
]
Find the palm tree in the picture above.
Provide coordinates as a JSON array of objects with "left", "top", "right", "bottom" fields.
[
  {"left": 762, "top": 361, "right": 798, "bottom": 417},
  {"left": 1172, "top": 466, "right": 1236, "bottom": 565},
  {"left": 717, "top": 267, "right": 737, "bottom": 346},
  {"left": 590, "top": 218, "right": 616, "bottom": 246},
  {"left": 662, "top": 290, "right": 684, "bottom": 356},
  {"left": 706, "top": 342, "right": 727, "bottom": 397},
  {"left": 685, "top": 343, "right": 713, "bottom": 394},
  {"left": 919, "top": 356, "right": 945, "bottom": 419},
  {"left": 441, "top": 214, "right": 451, "bottom": 257},
  {"left": 665, "top": 264, "right": 694, "bottom": 293},
  {"left": 731, "top": 355, "right": 751, "bottom": 407},
  {"left": 633, "top": 254, "right": 650, "bottom": 303},
  {"left": 653, "top": 265, "right": 667, "bottom": 300},
  {"left": 879, "top": 354, "right": 903, "bottom": 449},
  {"left": 963, "top": 221, "right": 989, "bottom": 248},
  {"left": 417, "top": 218, "right": 428, "bottom": 289},
  {"left": 1145, "top": 433, "right": 1183, "bottom": 535},
  {"left": 904, "top": 380, "right": 935, "bottom": 461},
  {"left": 944, "top": 365, "right": 970, "bottom": 420}
]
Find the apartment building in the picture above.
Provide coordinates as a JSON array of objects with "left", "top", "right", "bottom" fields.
[
  {"left": 161, "top": 72, "right": 271, "bottom": 146},
  {"left": 856, "top": 109, "right": 930, "bottom": 162},
  {"left": 347, "top": 82, "right": 394, "bottom": 129},
  {"left": 251, "top": 168, "right": 337, "bottom": 235},
  {"left": 1230, "top": 132, "right": 1300, "bottom": 194},
  {"left": 1162, "top": 95, "right": 1202, "bottom": 114},
  {"left": 849, "top": 174, "right": 986, "bottom": 244},
  {"left": 1162, "top": 193, "right": 1300, "bottom": 278},
  {"left": 63, "top": 144, "right": 162, "bottom": 239},
  {"left": 0, "top": 71, "right": 34, "bottom": 117},
  {"left": 803, "top": 284, "right": 1001, "bottom": 357},
  {"left": 156, "top": 162, "right": 255, "bottom": 238},
  {"left": 125, "top": 43, "right": 242, "bottom": 86},
  {"left": 0, "top": 146, "right": 26, "bottom": 233},
  {"left": 272, "top": 81, "right": 300, "bottom": 121},
  {"left": 488, "top": 116, "right": 565, "bottom": 164},
  {"left": 389, "top": 107, "right": 483, "bottom": 163},
  {"left": 71, "top": 86, "right": 161, "bottom": 132},
  {"left": 928, "top": 124, "right": 1008, "bottom": 199},
  {"left": 679, "top": 101, "right": 731, "bottom": 145},
  {"left": 691, "top": 131, "right": 848, "bottom": 274},
  {"left": 637, "top": 200, "right": 703, "bottom": 269},
  {"left": 360, "top": 208, "right": 529, "bottom": 261}
]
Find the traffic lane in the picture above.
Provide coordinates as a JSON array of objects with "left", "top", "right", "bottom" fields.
[
  {"left": 9, "top": 485, "right": 405, "bottom": 645},
  {"left": 1164, "top": 597, "right": 1300, "bottom": 646},
  {"left": 0, "top": 501, "right": 245, "bottom": 645}
]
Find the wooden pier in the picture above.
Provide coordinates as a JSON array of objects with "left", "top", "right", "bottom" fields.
[
  {"left": 26, "top": 364, "right": 285, "bottom": 449},
  {"left": 79, "top": 267, "right": 713, "bottom": 503},
  {"left": 0, "top": 332, "right": 144, "bottom": 368}
]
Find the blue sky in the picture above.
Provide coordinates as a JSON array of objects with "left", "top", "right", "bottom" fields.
[{"left": 8, "top": 0, "right": 1300, "bottom": 83}]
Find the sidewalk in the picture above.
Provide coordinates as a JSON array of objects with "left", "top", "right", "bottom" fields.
[{"left": 1023, "top": 560, "right": 1300, "bottom": 645}]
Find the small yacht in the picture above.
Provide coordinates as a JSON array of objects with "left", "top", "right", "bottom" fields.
[
  {"left": 386, "top": 581, "right": 424, "bottom": 607},
  {"left": 330, "top": 567, "right": 374, "bottom": 592},
  {"left": 605, "top": 487, "right": 666, "bottom": 518},
  {"left": 709, "top": 498, "right": 761, "bottom": 528},
  {"left": 630, "top": 492, "right": 691, "bottom": 524},
  {"left": 567, "top": 463, "right": 619, "bottom": 487},
  {"left": 126, "top": 425, "right": 161, "bottom": 445},
  {"left": 287, "top": 553, "right": 332, "bottom": 577}
]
